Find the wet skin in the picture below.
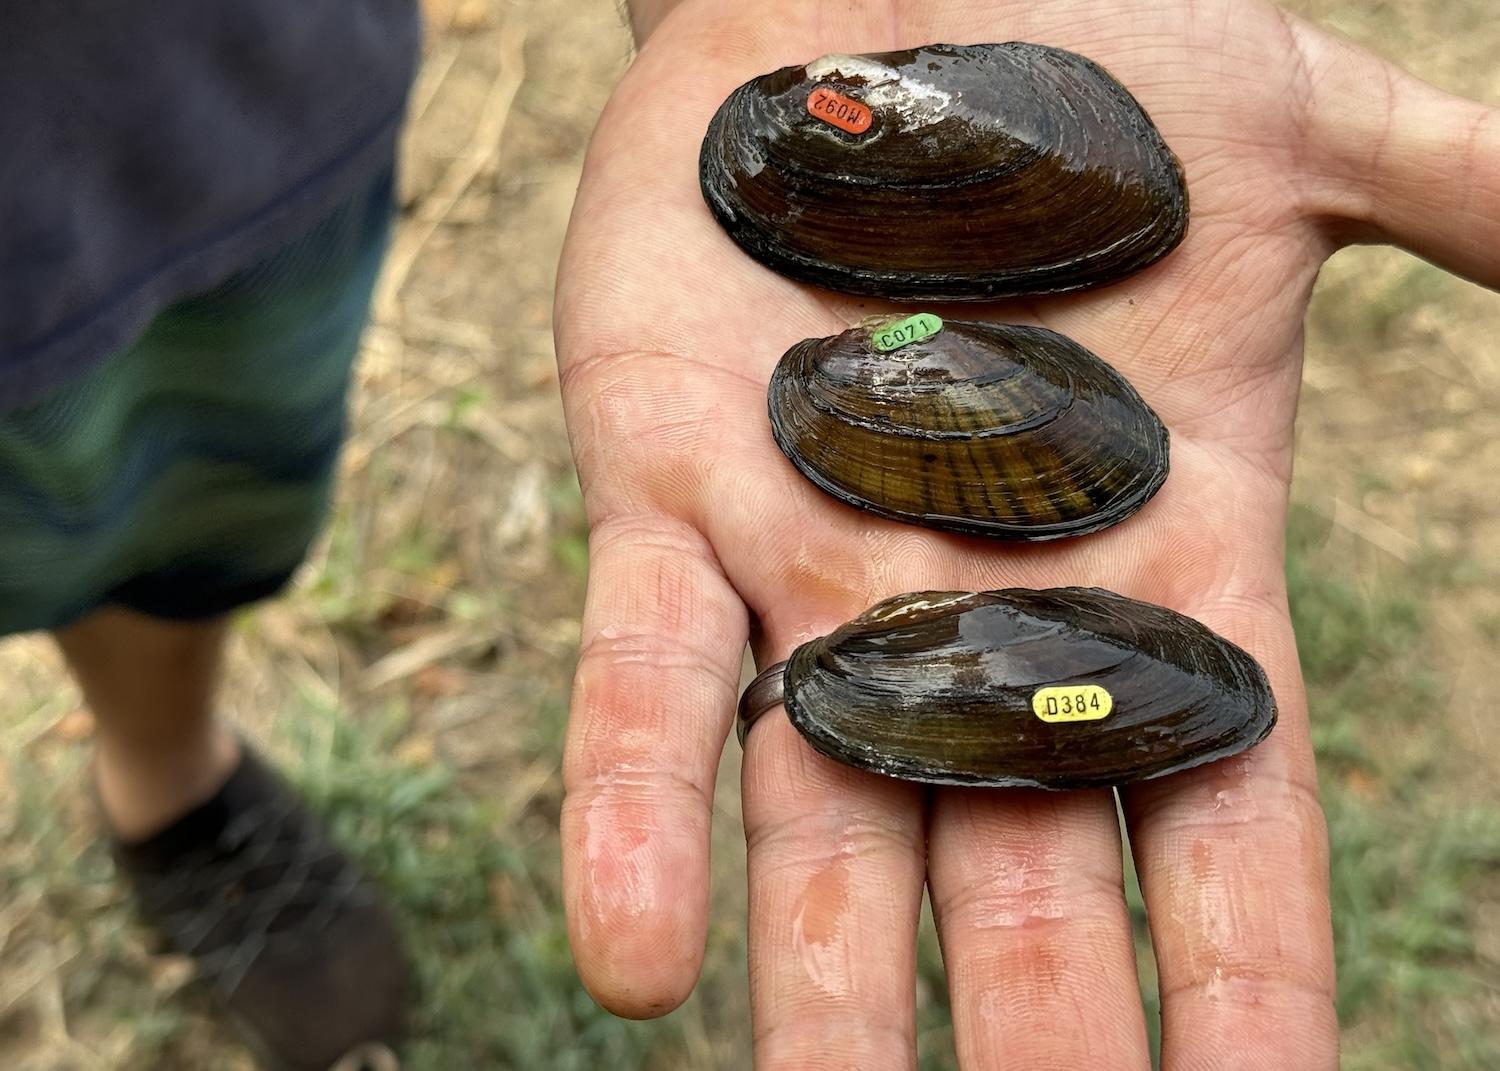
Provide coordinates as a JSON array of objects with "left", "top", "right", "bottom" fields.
[{"left": 555, "top": 1, "right": 1500, "bottom": 1067}]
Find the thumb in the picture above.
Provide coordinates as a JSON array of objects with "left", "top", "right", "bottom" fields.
[{"left": 1290, "top": 15, "right": 1500, "bottom": 290}]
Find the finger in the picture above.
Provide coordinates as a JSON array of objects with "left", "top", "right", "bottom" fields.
[
  {"left": 1289, "top": 15, "right": 1500, "bottom": 289},
  {"left": 928, "top": 787, "right": 1152, "bottom": 1070},
  {"left": 1122, "top": 595, "right": 1338, "bottom": 1070},
  {"left": 560, "top": 512, "right": 748, "bottom": 1017},
  {"left": 742, "top": 703, "right": 926, "bottom": 1069}
]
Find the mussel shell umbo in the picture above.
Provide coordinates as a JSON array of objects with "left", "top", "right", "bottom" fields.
[
  {"left": 700, "top": 42, "right": 1188, "bottom": 300},
  {"left": 768, "top": 319, "right": 1169, "bottom": 540},
  {"left": 779, "top": 588, "right": 1276, "bottom": 789}
]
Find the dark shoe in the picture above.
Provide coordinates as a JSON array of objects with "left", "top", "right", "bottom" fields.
[{"left": 112, "top": 749, "right": 409, "bottom": 1071}]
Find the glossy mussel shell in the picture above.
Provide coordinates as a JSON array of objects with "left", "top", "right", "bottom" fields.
[
  {"left": 783, "top": 588, "right": 1277, "bottom": 789},
  {"left": 700, "top": 42, "right": 1188, "bottom": 299},
  {"left": 768, "top": 320, "right": 1169, "bottom": 540}
]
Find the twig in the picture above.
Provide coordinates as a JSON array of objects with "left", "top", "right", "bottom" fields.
[
  {"left": 0, "top": 889, "right": 42, "bottom": 961},
  {"left": 496, "top": 756, "right": 559, "bottom": 815},
  {"left": 360, "top": 626, "right": 497, "bottom": 693},
  {"left": 408, "top": 42, "right": 461, "bottom": 125},
  {"left": 375, "top": 22, "right": 528, "bottom": 322},
  {"left": 1311, "top": 496, "right": 1419, "bottom": 563},
  {"left": 0, "top": 941, "right": 78, "bottom": 1018}
]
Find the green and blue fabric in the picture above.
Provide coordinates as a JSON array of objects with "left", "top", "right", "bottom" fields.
[{"left": 0, "top": 168, "right": 393, "bottom": 633}]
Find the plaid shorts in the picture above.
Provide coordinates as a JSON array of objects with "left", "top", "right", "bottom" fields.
[{"left": 0, "top": 166, "right": 394, "bottom": 634}]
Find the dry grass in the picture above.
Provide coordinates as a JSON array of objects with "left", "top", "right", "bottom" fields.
[{"left": 1, "top": 0, "right": 1497, "bottom": 1067}]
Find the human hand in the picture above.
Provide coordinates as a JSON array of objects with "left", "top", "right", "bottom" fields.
[{"left": 553, "top": 1, "right": 1500, "bottom": 1066}]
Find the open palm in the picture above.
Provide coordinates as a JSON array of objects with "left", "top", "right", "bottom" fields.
[{"left": 553, "top": 1, "right": 1500, "bottom": 1066}]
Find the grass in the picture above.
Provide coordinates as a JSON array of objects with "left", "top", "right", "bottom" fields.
[
  {"left": 275, "top": 681, "right": 753, "bottom": 1070},
  {"left": 363, "top": 497, "right": 1491, "bottom": 1068},
  {"left": 906, "top": 504, "right": 1500, "bottom": 1069},
  {"left": 286, "top": 700, "right": 691, "bottom": 1071},
  {"left": 1, "top": 504, "right": 1496, "bottom": 1068},
  {"left": 4, "top": 0, "right": 1494, "bottom": 1062},
  {"left": 4, "top": 0, "right": 1498, "bottom": 1053},
  {"left": 1288, "top": 505, "right": 1500, "bottom": 1069}
]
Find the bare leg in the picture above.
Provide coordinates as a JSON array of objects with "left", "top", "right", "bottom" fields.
[
  {"left": 53, "top": 607, "right": 241, "bottom": 842},
  {"left": 59, "top": 608, "right": 409, "bottom": 1064}
]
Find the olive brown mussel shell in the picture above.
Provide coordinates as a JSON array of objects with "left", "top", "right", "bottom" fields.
[
  {"left": 699, "top": 42, "right": 1189, "bottom": 300},
  {"left": 766, "top": 587, "right": 1276, "bottom": 789},
  {"left": 768, "top": 319, "right": 1170, "bottom": 540}
]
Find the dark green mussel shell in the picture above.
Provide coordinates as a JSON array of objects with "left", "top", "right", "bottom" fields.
[
  {"left": 769, "top": 320, "right": 1169, "bottom": 540},
  {"left": 700, "top": 42, "right": 1188, "bottom": 299},
  {"left": 782, "top": 587, "right": 1276, "bottom": 788}
]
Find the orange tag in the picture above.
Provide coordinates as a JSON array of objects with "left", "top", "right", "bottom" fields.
[{"left": 806, "top": 86, "right": 872, "bottom": 135}]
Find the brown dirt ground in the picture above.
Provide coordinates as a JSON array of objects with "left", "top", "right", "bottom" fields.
[
  {"left": 1, "top": 0, "right": 1497, "bottom": 1066},
  {"left": 1285, "top": 0, "right": 1500, "bottom": 791},
  {"left": 0, "top": 1, "right": 633, "bottom": 1066}
]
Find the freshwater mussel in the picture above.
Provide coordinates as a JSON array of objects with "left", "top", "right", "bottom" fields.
[
  {"left": 769, "top": 317, "right": 1169, "bottom": 540},
  {"left": 700, "top": 42, "right": 1189, "bottom": 300},
  {"left": 768, "top": 587, "right": 1276, "bottom": 789}
]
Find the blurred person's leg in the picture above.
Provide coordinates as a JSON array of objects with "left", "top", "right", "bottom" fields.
[
  {"left": 54, "top": 610, "right": 238, "bottom": 841},
  {"left": 0, "top": 164, "right": 408, "bottom": 1071}
]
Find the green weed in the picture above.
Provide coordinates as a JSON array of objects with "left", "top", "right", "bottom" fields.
[
  {"left": 1287, "top": 506, "right": 1500, "bottom": 1068},
  {"left": 279, "top": 697, "right": 747, "bottom": 1070},
  {"left": 2, "top": 519, "right": 1495, "bottom": 1069}
]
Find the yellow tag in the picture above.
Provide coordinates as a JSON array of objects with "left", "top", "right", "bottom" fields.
[{"left": 1032, "top": 685, "right": 1113, "bottom": 723}]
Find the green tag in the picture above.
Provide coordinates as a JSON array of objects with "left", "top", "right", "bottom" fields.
[{"left": 871, "top": 313, "right": 943, "bottom": 353}]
